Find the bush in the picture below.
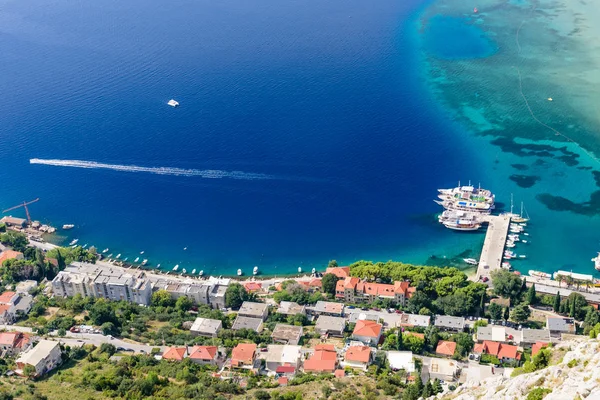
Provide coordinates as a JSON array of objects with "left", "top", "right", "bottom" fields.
[
  {"left": 526, "top": 387, "right": 551, "bottom": 400},
  {"left": 480, "top": 354, "right": 500, "bottom": 366}
]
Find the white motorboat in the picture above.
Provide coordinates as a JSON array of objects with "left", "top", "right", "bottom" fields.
[
  {"left": 505, "top": 242, "right": 515, "bottom": 248},
  {"left": 237, "top": 269, "right": 242, "bottom": 276},
  {"left": 69, "top": 239, "right": 79, "bottom": 246},
  {"left": 134, "top": 257, "right": 140, "bottom": 263},
  {"left": 82, "top": 244, "right": 88, "bottom": 248},
  {"left": 298, "top": 267, "right": 302, "bottom": 273},
  {"left": 157, "top": 264, "right": 161, "bottom": 268},
  {"left": 519, "top": 255, "right": 527, "bottom": 259},
  {"left": 141, "top": 259, "right": 148, "bottom": 266},
  {"left": 140, "top": 251, "right": 144, "bottom": 255},
  {"left": 312, "top": 267, "right": 316, "bottom": 274},
  {"left": 102, "top": 248, "right": 109, "bottom": 253},
  {"left": 524, "top": 232, "right": 529, "bottom": 236},
  {"left": 593, "top": 253, "right": 600, "bottom": 271},
  {"left": 62, "top": 224, "right": 75, "bottom": 230},
  {"left": 173, "top": 264, "right": 179, "bottom": 271},
  {"left": 182, "top": 269, "right": 186, "bottom": 274},
  {"left": 116, "top": 254, "right": 121, "bottom": 259},
  {"left": 522, "top": 240, "right": 528, "bottom": 244},
  {"left": 191, "top": 269, "right": 196, "bottom": 274},
  {"left": 253, "top": 266, "right": 259, "bottom": 275},
  {"left": 168, "top": 99, "right": 179, "bottom": 107},
  {"left": 199, "top": 270, "right": 204, "bottom": 276},
  {"left": 463, "top": 258, "right": 478, "bottom": 265}
]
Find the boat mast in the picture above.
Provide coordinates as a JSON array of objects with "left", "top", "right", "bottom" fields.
[
  {"left": 510, "top": 193, "right": 514, "bottom": 215},
  {"left": 520, "top": 202, "right": 524, "bottom": 218}
]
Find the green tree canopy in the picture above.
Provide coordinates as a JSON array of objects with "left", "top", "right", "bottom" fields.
[
  {"left": 321, "top": 273, "right": 339, "bottom": 296},
  {"left": 491, "top": 270, "right": 523, "bottom": 300},
  {"left": 453, "top": 332, "right": 474, "bottom": 357},
  {"left": 510, "top": 304, "right": 531, "bottom": 324},
  {"left": 151, "top": 290, "right": 174, "bottom": 308},
  {"left": 225, "top": 283, "right": 251, "bottom": 309}
]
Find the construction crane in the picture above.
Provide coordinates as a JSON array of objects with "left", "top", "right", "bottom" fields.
[{"left": 2, "top": 198, "right": 40, "bottom": 225}]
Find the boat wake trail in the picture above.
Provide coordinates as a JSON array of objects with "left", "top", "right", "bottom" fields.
[{"left": 29, "top": 158, "right": 279, "bottom": 181}]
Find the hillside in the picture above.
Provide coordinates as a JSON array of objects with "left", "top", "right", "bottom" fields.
[{"left": 441, "top": 337, "right": 600, "bottom": 400}]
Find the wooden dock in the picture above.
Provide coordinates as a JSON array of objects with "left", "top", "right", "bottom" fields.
[{"left": 475, "top": 214, "right": 512, "bottom": 283}]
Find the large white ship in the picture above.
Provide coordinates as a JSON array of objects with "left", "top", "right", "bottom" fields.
[
  {"left": 438, "top": 210, "right": 482, "bottom": 231},
  {"left": 593, "top": 253, "right": 600, "bottom": 271},
  {"left": 434, "top": 199, "right": 493, "bottom": 214},
  {"left": 437, "top": 183, "right": 495, "bottom": 205}
]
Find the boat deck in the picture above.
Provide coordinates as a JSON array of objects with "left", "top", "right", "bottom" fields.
[{"left": 475, "top": 214, "right": 512, "bottom": 284}]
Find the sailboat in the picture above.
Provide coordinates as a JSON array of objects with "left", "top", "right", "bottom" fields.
[{"left": 512, "top": 201, "right": 530, "bottom": 223}]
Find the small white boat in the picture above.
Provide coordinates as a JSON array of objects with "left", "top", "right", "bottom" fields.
[
  {"left": 199, "top": 270, "right": 204, "bottom": 276},
  {"left": 184, "top": 247, "right": 187, "bottom": 251},
  {"left": 522, "top": 240, "right": 528, "bottom": 244},
  {"left": 69, "top": 239, "right": 79, "bottom": 246},
  {"left": 505, "top": 242, "right": 515, "bottom": 248},
  {"left": 298, "top": 267, "right": 302, "bottom": 273},
  {"left": 519, "top": 255, "right": 527, "bottom": 259},
  {"left": 463, "top": 258, "right": 478, "bottom": 265},
  {"left": 191, "top": 269, "right": 196, "bottom": 274},
  {"left": 253, "top": 266, "right": 258, "bottom": 275},
  {"left": 173, "top": 264, "right": 179, "bottom": 271},
  {"left": 107, "top": 254, "right": 113, "bottom": 258},
  {"left": 82, "top": 244, "right": 88, "bottom": 248},
  {"left": 141, "top": 259, "right": 148, "bottom": 266},
  {"left": 502, "top": 261, "right": 511, "bottom": 269},
  {"left": 134, "top": 257, "right": 140, "bottom": 263},
  {"left": 102, "top": 248, "right": 109, "bottom": 253},
  {"left": 524, "top": 232, "right": 529, "bottom": 236},
  {"left": 168, "top": 99, "right": 179, "bottom": 107},
  {"left": 62, "top": 224, "right": 75, "bottom": 230},
  {"left": 140, "top": 251, "right": 144, "bottom": 255},
  {"left": 312, "top": 267, "right": 316, "bottom": 274},
  {"left": 123, "top": 257, "right": 129, "bottom": 262},
  {"left": 237, "top": 269, "right": 242, "bottom": 276},
  {"left": 182, "top": 269, "right": 187, "bottom": 274},
  {"left": 116, "top": 254, "right": 121, "bottom": 259},
  {"left": 157, "top": 264, "right": 161, "bottom": 268}
]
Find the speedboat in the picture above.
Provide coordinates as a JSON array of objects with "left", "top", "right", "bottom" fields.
[
  {"left": 116, "top": 254, "right": 121, "bottom": 259},
  {"left": 593, "top": 252, "right": 600, "bottom": 271},
  {"left": 173, "top": 264, "right": 179, "bottom": 271},
  {"left": 69, "top": 239, "right": 79, "bottom": 246},
  {"left": 134, "top": 257, "right": 140, "bottom": 263},
  {"left": 191, "top": 269, "right": 196, "bottom": 274},
  {"left": 199, "top": 270, "right": 204, "bottom": 276},
  {"left": 522, "top": 240, "right": 528, "bottom": 244},
  {"left": 184, "top": 247, "right": 187, "bottom": 251},
  {"left": 141, "top": 259, "right": 148, "bottom": 266},
  {"left": 463, "top": 258, "right": 478, "bottom": 265},
  {"left": 168, "top": 99, "right": 179, "bottom": 107},
  {"left": 298, "top": 267, "right": 302, "bottom": 273},
  {"left": 157, "top": 264, "right": 161, "bottom": 268},
  {"left": 62, "top": 224, "right": 75, "bottom": 230},
  {"left": 505, "top": 242, "right": 515, "bottom": 248},
  {"left": 523, "top": 232, "right": 529, "bottom": 236},
  {"left": 182, "top": 269, "right": 186, "bottom": 274},
  {"left": 519, "top": 255, "right": 527, "bottom": 259},
  {"left": 82, "top": 244, "right": 88, "bottom": 248},
  {"left": 253, "top": 266, "right": 258, "bottom": 275},
  {"left": 102, "top": 248, "right": 109, "bottom": 253},
  {"left": 237, "top": 269, "right": 242, "bottom": 276},
  {"left": 140, "top": 251, "right": 144, "bottom": 255},
  {"left": 312, "top": 267, "right": 316, "bottom": 274}
]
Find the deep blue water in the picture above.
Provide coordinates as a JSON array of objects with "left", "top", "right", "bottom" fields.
[{"left": 0, "top": 0, "right": 486, "bottom": 276}]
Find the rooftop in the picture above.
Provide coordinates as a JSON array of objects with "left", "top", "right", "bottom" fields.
[
  {"left": 353, "top": 320, "right": 382, "bottom": 338},
  {"left": 436, "top": 340, "right": 457, "bottom": 356},
  {"left": 232, "top": 343, "right": 257, "bottom": 364},
  {"left": 0, "top": 250, "right": 23, "bottom": 265},
  {"left": 277, "top": 301, "right": 306, "bottom": 315},
  {"left": 190, "top": 318, "right": 222, "bottom": 335},
  {"left": 520, "top": 328, "right": 551, "bottom": 343},
  {"left": 532, "top": 342, "right": 549, "bottom": 357},
  {"left": 0, "top": 292, "right": 16, "bottom": 304},
  {"left": 271, "top": 324, "right": 303, "bottom": 343},
  {"left": 188, "top": 346, "right": 217, "bottom": 361},
  {"left": 264, "top": 345, "right": 301, "bottom": 365},
  {"left": 238, "top": 301, "right": 268, "bottom": 317},
  {"left": 313, "top": 301, "right": 344, "bottom": 315},
  {"left": 16, "top": 340, "right": 59, "bottom": 367},
  {"left": 315, "top": 315, "right": 346, "bottom": 333},
  {"left": 232, "top": 316, "right": 263, "bottom": 332},
  {"left": 386, "top": 351, "right": 415, "bottom": 372},
  {"left": 304, "top": 347, "right": 337, "bottom": 373},
  {"left": 325, "top": 267, "right": 350, "bottom": 278},
  {"left": 344, "top": 345, "right": 371, "bottom": 363},
  {"left": 547, "top": 317, "right": 575, "bottom": 332},
  {"left": 434, "top": 315, "right": 465, "bottom": 329},
  {"left": 162, "top": 347, "right": 187, "bottom": 361}
]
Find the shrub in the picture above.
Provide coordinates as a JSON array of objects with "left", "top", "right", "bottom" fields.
[{"left": 526, "top": 387, "right": 551, "bottom": 400}]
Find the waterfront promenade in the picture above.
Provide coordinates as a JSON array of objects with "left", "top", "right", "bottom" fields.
[{"left": 475, "top": 214, "right": 511, "bottom": 283}]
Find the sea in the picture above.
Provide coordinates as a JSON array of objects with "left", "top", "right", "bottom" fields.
[{"left": 1, "top": 0, "right": 598, "bottom": 277}]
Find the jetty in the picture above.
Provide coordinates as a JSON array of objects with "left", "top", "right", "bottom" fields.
[{"left": 475, "top": 214, "right": 512, "bottom": 283}]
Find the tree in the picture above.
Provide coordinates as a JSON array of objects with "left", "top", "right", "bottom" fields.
[
  {"left": 491, "top": 270, "right": 523, "bottom": 300},
  {"left": 434, "top": 292, "right": 471, "bottom": 316},
  {"left": 382, "top": 333, "right": 399, "bottom": 351},
  {"left": 584, "top": 308, "right": 600, "bottom": 334},
  {"left": 99, "top": 343, "right": 116, "bottom": 356},
  {"left": 566, "top": 293, "right": 588, "bottom": 320},
  {"left": 488, "top": 302, "right": 503, "bottom": 320},
  {"left": 89, "top": 299, "right": 118, "bottom": 326},
  {"left": 321, "top": 273, "right": 339, "bottom": 296},
  {"left": 175, "top": 296, "right": 193, "bottom": 312},
  {"left": 407, "top": 291, "right": 432, "bottom": 314},
  {"left": 424, "top": 325, "right": 439, "bottom": 351},
  {"left": 453, "top": 332, "right": 474, "bottom": 357},
  {"left": 422, "top": 380, "right": 433, "bottom": 398},
  {"left": 503, "top": 306, "right": 510, "bottom": 320},
  {"left": 432, "top": 379, "right": 443, "bottom": 394},
  {"left": 254, "top": 390, "right": 271, "bottom": 400},
  {"left": 553, "top": 292, "right": 561, "bottom": 312},
  {"left": 510, "top": 304, "right": 531, "bottom": 324},
  {"left": 479, "top": 293, "right": 485, "bottom": 312},
  {"left": 23, "top": 364, "right": 36, "bottom": 379},
  {"left": 402, "top": 384, "right": 421, "bottom": 400},
  {"left": 0, "top": 231, "right": 28, "bottom": 252},
  {"left": 327, "top": 260, "right": 338, "bottom": 269},
  {"left": 151, "top": 290, "right": 174, "bottom": 307},
  {"left": 526, "top": 284, "right": 537, "bottom": 305},
  {"left": 225, "top": 283, "right": 250, "bottom": 309},
  {"left": 402, "top": 333, "right": 424, "bottom": 353}
]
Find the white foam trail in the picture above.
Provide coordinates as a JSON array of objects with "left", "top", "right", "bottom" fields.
[{"left": 30, "top": 158, "right": 276, "bottom": 180}]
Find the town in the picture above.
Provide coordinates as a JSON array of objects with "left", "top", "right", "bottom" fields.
[{"left": 0, "top": 223, "right": 598, "bottom": 400}]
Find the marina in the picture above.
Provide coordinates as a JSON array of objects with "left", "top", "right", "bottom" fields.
[{"left": 475, "top": 214, "right": 512, "bottom": 283}]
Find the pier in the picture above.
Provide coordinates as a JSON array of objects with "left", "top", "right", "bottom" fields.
[{"left": 475, "top": 214, "right": 512, "bottom": 283}]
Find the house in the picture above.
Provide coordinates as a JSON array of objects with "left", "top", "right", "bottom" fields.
[
  {"left": 15, "top": 280, "right": 38, "bottom": 294},
  {"left": 325, "top": 266, "right": 350, "bottom": 278},
  {"left": 15, "top": 340, "right": 62, "bottom": 377},
  {"left": 231, "top": 343, "right": 257, "bottom": 369},
  {"left": 531, "top": 342, "right": 549, "bottom": 357},
  {"left": 476, "top": 326, "right": 509, "bottom": 342},
  {"left": 277, "top": 301, "right": 306, "bottom": 316},
  {"left": 520, "top": 328, "right": 551, "bottom": 347},
  {"left": 271, "top": 324, "right": 303, "bottom": 345},
  {"left": 348, "top": 312, "right": 379, "bottom": 324},
  {"left": 315, "top": 315, "right": 346, "bottom": 337},
  {"left": 238, "top": 301, "right": 269, "bottom": 321},
  {"left": 435, "top": 340, "right": 457, "bottom": 357},
  {"left": 546, "top": 317, "right": 576, "bottom": 336},
  {"left": 0, "top": 250, "right": 24, "bottom": 266},
  {"left": 334, "top": 277, "right": 414, "bottom": 306},
  {"left": 243, "top": 282, "right": 262, "bottom": 293},
  {"left": 352, "top": 320, "right": 383, "bottom": 346},
  {"left": 310, "top": 301, "right": 345, "bottom": 317},
  {"left": 0, "top": 332, "right": 31, "bottom": 356},
  {"left": 434, "top": 315, "right": 465, "bottom": 332},
  {"left": 342, "top": 345, "right": 371, "bottom": 371},
  {"left": 303, "top": 344, "right": 337, "bottom": 373},
  {"left": 427, "top": 358, "right": 459, "bottom": 382},
  {"left": 0, "top": 291, "right": 33, "bottom": 324},
  {"left": 0, "top": 217, "right": 26, "bottom": 228},
  {"left": 188, "top": 346, "right": 218, "bottom": 365},
  {"left": 473, "top": 341, "right": 521, "bottom": 363},
  {"left": 190, "top": 317, "right": 222, "bottom": 337},
  {"left": 386, "top": 351, "right": 415, "bottom": 372},
  {"left": 397, "top": 313, "right": 431, "bottom": 328},
  {"left": 232, "top": 316, "right": 263, "bottom": 332},
  {"left": 308, "top": 278, "right": 322, "bottom": 290},
  {"left": 278, "top": 376, "right": 289, "bottom": 386},
  {"left": 162, "top": 347, "right": 187, "bottom": 361},
  {"left": 264, "top": 345, "right": 302, "bottom": 373}
]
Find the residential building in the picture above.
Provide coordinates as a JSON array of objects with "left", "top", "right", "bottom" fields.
[
  {"left": 325, "top": 266, "right": 350, "bottom": 278},
  {"left": 264, "top": 345, "right": 301, "bottom": 373},
  {"left": 231, "top": 343, "right": 257, "bottom": 369},
  {"left": 309, "top": 301, "right": 344, "bottom": 317},
  {"left": 0, "top": 250, "right": 24, "bottom": 265},
  {"left": 15, "top": 280, "right": 38, "bottom": 294},
  {"left": 0, "top": 216, "right": 26, "bottom": 228},
  {"left": 51, "top": 262, "right": 152, "bottom": 305},
  {"left": 342, "top": 345, "right": 371, "bottom": 371},
  {"left": 0, "top": 291, "right": 33, "bottom": 324},
  {"left": 0, "top": 332, "right": 31, "bottom": 356},
  {"left": 231, "top": 316, "right": 263, "bottom": 332},
  {"left": 474, "top": 341, "right": 521, "bottom": 363},
  {"left": 271, "top": 324, "right": 303, "bottom": 345},
  {"left": 335, "top": 278, "right": 414, "bottom": 306},
  {"left": 188, "top": 346, "right": 218, "bottom": 366},
  {"left": 208, "top": 282, "right": 228, "bottom": 310},
  {"left": 520, "top": 328, "right": 551, "bottom": 347},
  {"left": 277, "top": 301, "right": 306, "bottom": 316},
  {"left": 397, "top": 313, "right": 431, "bottom": 328},
  {"left": 546, "top": 317, "right": 576, "bottom": 335},
  {"left": 531, "top": 342, "right": 549, "bottom": 357},
  {"left": 427, "top": 358, "right": 459, "bottom": 382},
  {"left": 476, "top": 326, "right": 510, "bottom": 342},
  {"left": 308, "top": 278, "right": 322, "bottom": 290},
  {"left": 238, "top": 301, "right": 269, "bottom": 321},
  {"left": 303, "top": 344, "right": 337, "bottom": 373},
  {"left": 243, "top": 282, "right": 262, "bottom": 293},
  {"left": 386, "top": 351, "right": 415, "bottom": 372},
  {"left": 315, "top": 315, "right": 346, "bottom": 337},
  {"left": 352, "top": 320, "right": 383, "bottom": 346},
  {"left": 15, "top": 340, "right": 62, "bottom": 377},
  {"left": 434, "top": 315, "right": 465, "bottom": 332},
  {"left": 162, "top": 347, "right": 187, "bottom": 361},
  {"left": 348, "top": 312, "right": 379, "bottom": 324},
  {"left": 435, "top": 340, "right": 457, "bottom": 357},
  {"left": 190, "top": 318, "right": 222, "bottom": 337}
]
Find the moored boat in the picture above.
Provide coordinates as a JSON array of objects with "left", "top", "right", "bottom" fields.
[
  {"left": 529, "top": 270, "right": 552, "bottom": 279},
  {"left": 141, "top": 259, "right": 148, "bottom": 266},
  {"left": 253, "top": 266, "right": 259, "bottom": 275},
  {"left": 173, "top": 264, "right": 179, "bottom": 271},
  {"left": 69, "top": 239, "right": 79, "bottom": 246},
  {"left": 192, "top": 269, "right": 196, "bottom": 274},
  {"left": 463, "top": 258, "right": 478, "bottom": 265},
  {"left": 134, "top": 257, "right": 140, "bottom": 263},
  {"left": 237, "top": 269, "right": 242, "bottom": 276},
  {"left": 593, "top": 252, "right": 600, "bottom": 271},
  {"left": 298, "top": 267, "right": 302, "bottom": 273},
  {"left": 62, "top": 224, "right": 75, "bottom": 230}
]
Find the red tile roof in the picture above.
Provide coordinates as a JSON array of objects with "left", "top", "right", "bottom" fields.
[
  {"left": 325, "top": 267, "right": 350, "bottom": 278},
  {"left": 334, "top": 369, "right": 345, "bottom": 378},
  {"left": 309, "top": 278, "right": 322, "bottom": 288},
  {"left": 275, "top": 364, "right": 296, "bottom": 374},
  {"left": 278, "top": 376, "right": 289, "bottom": 386},
  {"left": 435, "top": 340, "right": 457, "bottom": 356},
  {"left": 531, "top": 342, "right": 549, "bottom": 357},
  {"left": 243, "top": 282, "right": 262, "bottom": 292},
  {"left": 497, "top": 343, "right": 519, "bottom": 360},
  {"left": 344, "top": 345, "right": 371, "bottom": 363},
  {"left": 315, "top": 344, "right": 336, "bottom": 352},
  {"left": 403, "top": 331, "right": 425, "bottom": 340},
  {"left": 188, "top": 346, "right": 217, "bottom": 361},
  {"left": 0, "top": 332, "right": 28, "bottom": 348},
  {"left": 0, "top": 291, "right": 16, "bottom": 304},
  {"left": 303, "top": 349, "right": 337, "bottom": 373},
  {"left": 475, "top": 341, "right": 520, "bottom": 360},
  {"left": 0, "top": 251, "right": 22, "bottom": 266},
  {"left": 162, "top": 347, "right": 187, "bottom": 361},
  {"left": 353, "top": 320, "right": 382, "bottom": 338},
  {"left": 231, "top": 343, "right": 257, "bottom": 366}
]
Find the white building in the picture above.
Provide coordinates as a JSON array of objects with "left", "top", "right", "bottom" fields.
[
  {"left": 190, "top": 317, "right": 222, "bottom": 337},
  {"left": 16, "top": 340, "right": 62, "bottom": 377},
  {"left": 263, "top": 344, "right": 301, "bottom": 373},
  {"left": 386, "top": 351, "right": 415, "bottom": 372}
]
